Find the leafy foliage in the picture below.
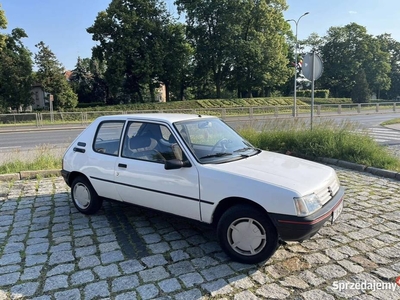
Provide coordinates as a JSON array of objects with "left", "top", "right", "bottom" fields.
[
  {"left": 34, "top": 41, "right": 78, "bottom": 109},
  {"left": 0, "top": 28, "right": 33, "bottom": 110},
  {"left": 351, "top": 69, "right": 370, "bottom": 103}
]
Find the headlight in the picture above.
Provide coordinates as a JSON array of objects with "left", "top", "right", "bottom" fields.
[{"left": 293, "top": 193, "right": 322, "bottom": 217}]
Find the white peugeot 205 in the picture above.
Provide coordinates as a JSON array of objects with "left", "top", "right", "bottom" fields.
[{"left": 62, "top": 113, "right": 344, "bottom": 264}]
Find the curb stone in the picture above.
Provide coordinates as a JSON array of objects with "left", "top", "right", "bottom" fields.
[{"left": 0, "top": 169, "right": 61, "bottom": 181}]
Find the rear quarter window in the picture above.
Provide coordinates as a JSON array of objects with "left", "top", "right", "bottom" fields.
[{"left": 93, "top": 121, "right": 125, "bottom": 156}]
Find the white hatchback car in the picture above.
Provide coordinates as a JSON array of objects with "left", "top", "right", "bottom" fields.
[{"left": 62, "top": 113, "right": 344, "bottom": 264}]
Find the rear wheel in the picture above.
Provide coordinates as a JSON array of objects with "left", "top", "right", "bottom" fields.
[
  {"left": 71, "top": 176, "right": 103, "bottom": 215},
  {"left": 217, "top": 205, "right": 278, "bottom": 264}
]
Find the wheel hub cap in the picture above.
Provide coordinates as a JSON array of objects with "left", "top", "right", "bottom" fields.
[
  {"left": 73, "top": 183, "right": 90, "bottom": 209},
  {"left": 228, "top": 218, "right": 266, "bottom": 256}
]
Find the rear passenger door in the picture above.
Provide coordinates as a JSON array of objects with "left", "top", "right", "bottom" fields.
[{"left": 114, "top": 120, "right": 201, "bottom": 221}]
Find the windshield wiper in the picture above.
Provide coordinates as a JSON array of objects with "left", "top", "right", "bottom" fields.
[
  {"left": 200, "top": 152, "right": 232, "bottom": 159},
  {"left": 233, "top": 147, "right": 255, "bottom": 152}
]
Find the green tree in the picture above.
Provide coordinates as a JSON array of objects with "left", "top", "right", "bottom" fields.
[
  {"left": 376, "top": 34, "right": 400, "bottom": 100},
  {"left": 351, "top": 69, "right": 370, "bottom": 103},
  {"left": 320, "top": 23, "right": 391, "bottom": 99},
  {"left": 157, "top": 23, "right": 192, "bottom": 101},
  {"left": 176, "top": 0, "right": 290, "bottom": 98},
  {"left": 34, "top": 41, "right": 78, "bottom": 109},
  {"left": 175, "top": 0, "right": 234, "bottom": 98},
  {"left": 87, "top": 0, "right": 173, "bottom": 103},
  {"left": 0, "top": 28, "right": 33, "bottom": 111},
  {"left": 0, "top": 4, "right": 7, "bottom": 51},
  {"left": 228, "top": 0, "right": 290, "bottom": 97}
]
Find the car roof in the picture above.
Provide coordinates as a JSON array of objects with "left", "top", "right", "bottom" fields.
[{"left": 96, "top": 113, "right": 216, "bottom": 124}]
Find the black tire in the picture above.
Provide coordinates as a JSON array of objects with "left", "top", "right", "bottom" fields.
[
  {"left": 71, "top": 176, "right": 103, "bottom": 215},
  {"left": 217, "top": 205, "right": 278, "bottom": 264}
]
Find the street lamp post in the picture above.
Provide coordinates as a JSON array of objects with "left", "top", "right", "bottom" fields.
[{"left": 287, "top": 12, "right": 309, "bottom": 117}]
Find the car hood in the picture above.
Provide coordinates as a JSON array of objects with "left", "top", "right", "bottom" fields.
[{"left": 205, "top": 150, "right": 336, "bottom": 196}]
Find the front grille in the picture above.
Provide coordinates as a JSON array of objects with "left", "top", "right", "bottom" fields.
[{"left": 315, "top": 176, "right": 340, "bottom": 205}]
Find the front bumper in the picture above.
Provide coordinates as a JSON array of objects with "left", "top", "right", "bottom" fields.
[{"left": 269, "top": 187, "right": 345, "bottom": 241}]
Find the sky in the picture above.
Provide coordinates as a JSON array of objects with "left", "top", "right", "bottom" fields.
[{"left": 1, "top": 0, "right": 400, "bottom": 71}]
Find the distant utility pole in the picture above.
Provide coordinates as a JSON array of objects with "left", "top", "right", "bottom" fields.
[{"left": 286, "top": 12, "right": 309, "bottom": 117}]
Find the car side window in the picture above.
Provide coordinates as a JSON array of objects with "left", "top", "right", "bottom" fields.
[
  {"left": 122, "top": 121, "right": 183, "bottom": 162},
  {"left": 93, "top": 121, "right": 125, "bottom": 156}
]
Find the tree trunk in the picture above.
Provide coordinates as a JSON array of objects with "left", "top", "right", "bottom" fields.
[{"left": 165, "top": 83, "right": 170, "bottom": 102}]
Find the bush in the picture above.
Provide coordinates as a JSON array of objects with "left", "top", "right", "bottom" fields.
[
  {"left": 296, "top": 90, "right": 330, "bottom": 98},
  {"left": 240, "top": 119, "right": 400, "bottom": 171}
]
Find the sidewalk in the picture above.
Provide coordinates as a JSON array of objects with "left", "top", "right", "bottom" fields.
[{"left": 1, "top": 167, "right": 400, "bottom": 299}]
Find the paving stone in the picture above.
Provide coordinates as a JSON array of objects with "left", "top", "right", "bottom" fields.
[
  {"left": 170, "top": 250, "right": 189, "bottom": 262},
  {"left": 279, "top": 275, "right": 309, "bottom": 289},
  {"left": 43, "top": 275, "right": 69, "bottom": 292},
  {"left": 170, "top": 240, "right": 189, "bottom": 250},
  {"left": 301, "top": 289, "right": 335, "bottom": 300},
  {"left": 255, "top": 283, "right": 290, "bottom": 299},
  {"left": 0, "top": 272, "right": 20, "bottom": 286},
  {"left": 136, "top": 284, "right": 159, "bottom": 300},
  {"left": 75, "top": 245, "right": 97, "bottom": 258},
  {"left": 139, "top": 266, "right": 169, "bottom": 282},
  {"left": 179, "top": 272, "right": 204, "bottom": 288},
  {"left": 25, "top": 254, "right": 47, "bottom": 267},
  {"left": 0, "top": 265, "right": 20, "bottom": 275},
  {"left": 234, "top": 290, "right": 259, "bottom": 300},
  {"left": 158, "top": 278, "right": 181, "bottom": 293},
  {"left": 372, "top": 267, "right": 399, "bottom": 280},
  {"left": 119, "top": 259, "right": 146, "bottom": 274},
  {"left": 100, "top": 250, "right": 124, "bottom": 264},
  {"left": 250, "top": 270, "right": 274, "bottom": 285},
  {"left": 54, "top": 289, "right": 81, "bottom": 300},
  {"left": 84, "top": 281, "right": 110, "bottom": 300},
  {"left": 50, "top": 242, "right": 71, "bottom": 252},
  {"left": 337, "top": 259, "right": 364, "bottom": 273},
  {"left": 304, "top": 253, "right": 330, "bottom": 264},
  {"left": 228, "top": 274, "right": 255, "bottom": 289},
  {"left": 174, "top": 289, "right": 202, "bottom": 300},
  {"left": 141, "top": 254, "right": 168, "bottom": 268},
  {"left": 48, "top": 250, "right": 74, "bottom": 265},
  {"left": 191, "top": 256, "right": 218, "bottom": 269},
  {"left": 112, "top": 275, "right": 140, "bottom": 292},
  {"left": 10, "top": 282, "right": 39, "bottom": 297},
  {"left": 200, "top": 264, "right": 234, "bottom": 281},
  {"left": 70, "top": 270, "right": 95, "bottom": 286},
  {"left": 168, "top": 261, "right": 195, "bottom": 276},
  {"left": 47, "top": 264, "right": 75, "bottom": 276},
  {"left": 202, "top": 279, "right": 233, "bottom": 297},
  {"left": 148, "top": 242, "right": 170, "bottom": 254},
  {"left": 142, "top": 233, "right": 162, "bottom": 244},
  {"left": 299, "top": 270, "right": 325, "bottom": 286},
  {"left": 115, "top": 291, "right": 137, "bottom": 300},
  {"left": 0, "top": 253, "right": 22, "bottom": 265},
  {"left": 78, "top": 255, "right": 101, "bottom": 269},
  {"left": 93, "top": 264, "right": 121, "bottom": 279},
  {"left": 3, "top": 242, "right": 25, "bottom": 254}
]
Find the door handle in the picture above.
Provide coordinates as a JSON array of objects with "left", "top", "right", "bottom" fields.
[{"left": 118, "top": 163, "right": 127, "bottom": 168}]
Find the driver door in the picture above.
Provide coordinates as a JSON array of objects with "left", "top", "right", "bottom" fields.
[{"left": 114, "top": 120, "right": 201, "bottom": 221}]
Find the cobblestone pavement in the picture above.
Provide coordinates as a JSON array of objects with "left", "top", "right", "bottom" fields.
[{"left": 0, "top": 166, "right": 400, "bottom": 300}]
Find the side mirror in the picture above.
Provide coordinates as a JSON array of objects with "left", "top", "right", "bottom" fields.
[{"left": 164, "top": 159, "right": 191, "bottom": 170}]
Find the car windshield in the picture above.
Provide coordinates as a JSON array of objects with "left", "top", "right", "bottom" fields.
[{"left": 174, "top": 118, "right": 259, "bottom": 163}]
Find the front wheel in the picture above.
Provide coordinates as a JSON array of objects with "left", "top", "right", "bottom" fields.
[
  {"left": 217, "top": 205, "right": 278, "bottom": 264},
  {"left": 71, "top": 176, "right": 103, "bottom": 215}
]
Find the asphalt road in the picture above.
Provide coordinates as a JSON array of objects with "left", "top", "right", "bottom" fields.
[{"left": 1, "top": 113, "right": 400, "bottom": 151}]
